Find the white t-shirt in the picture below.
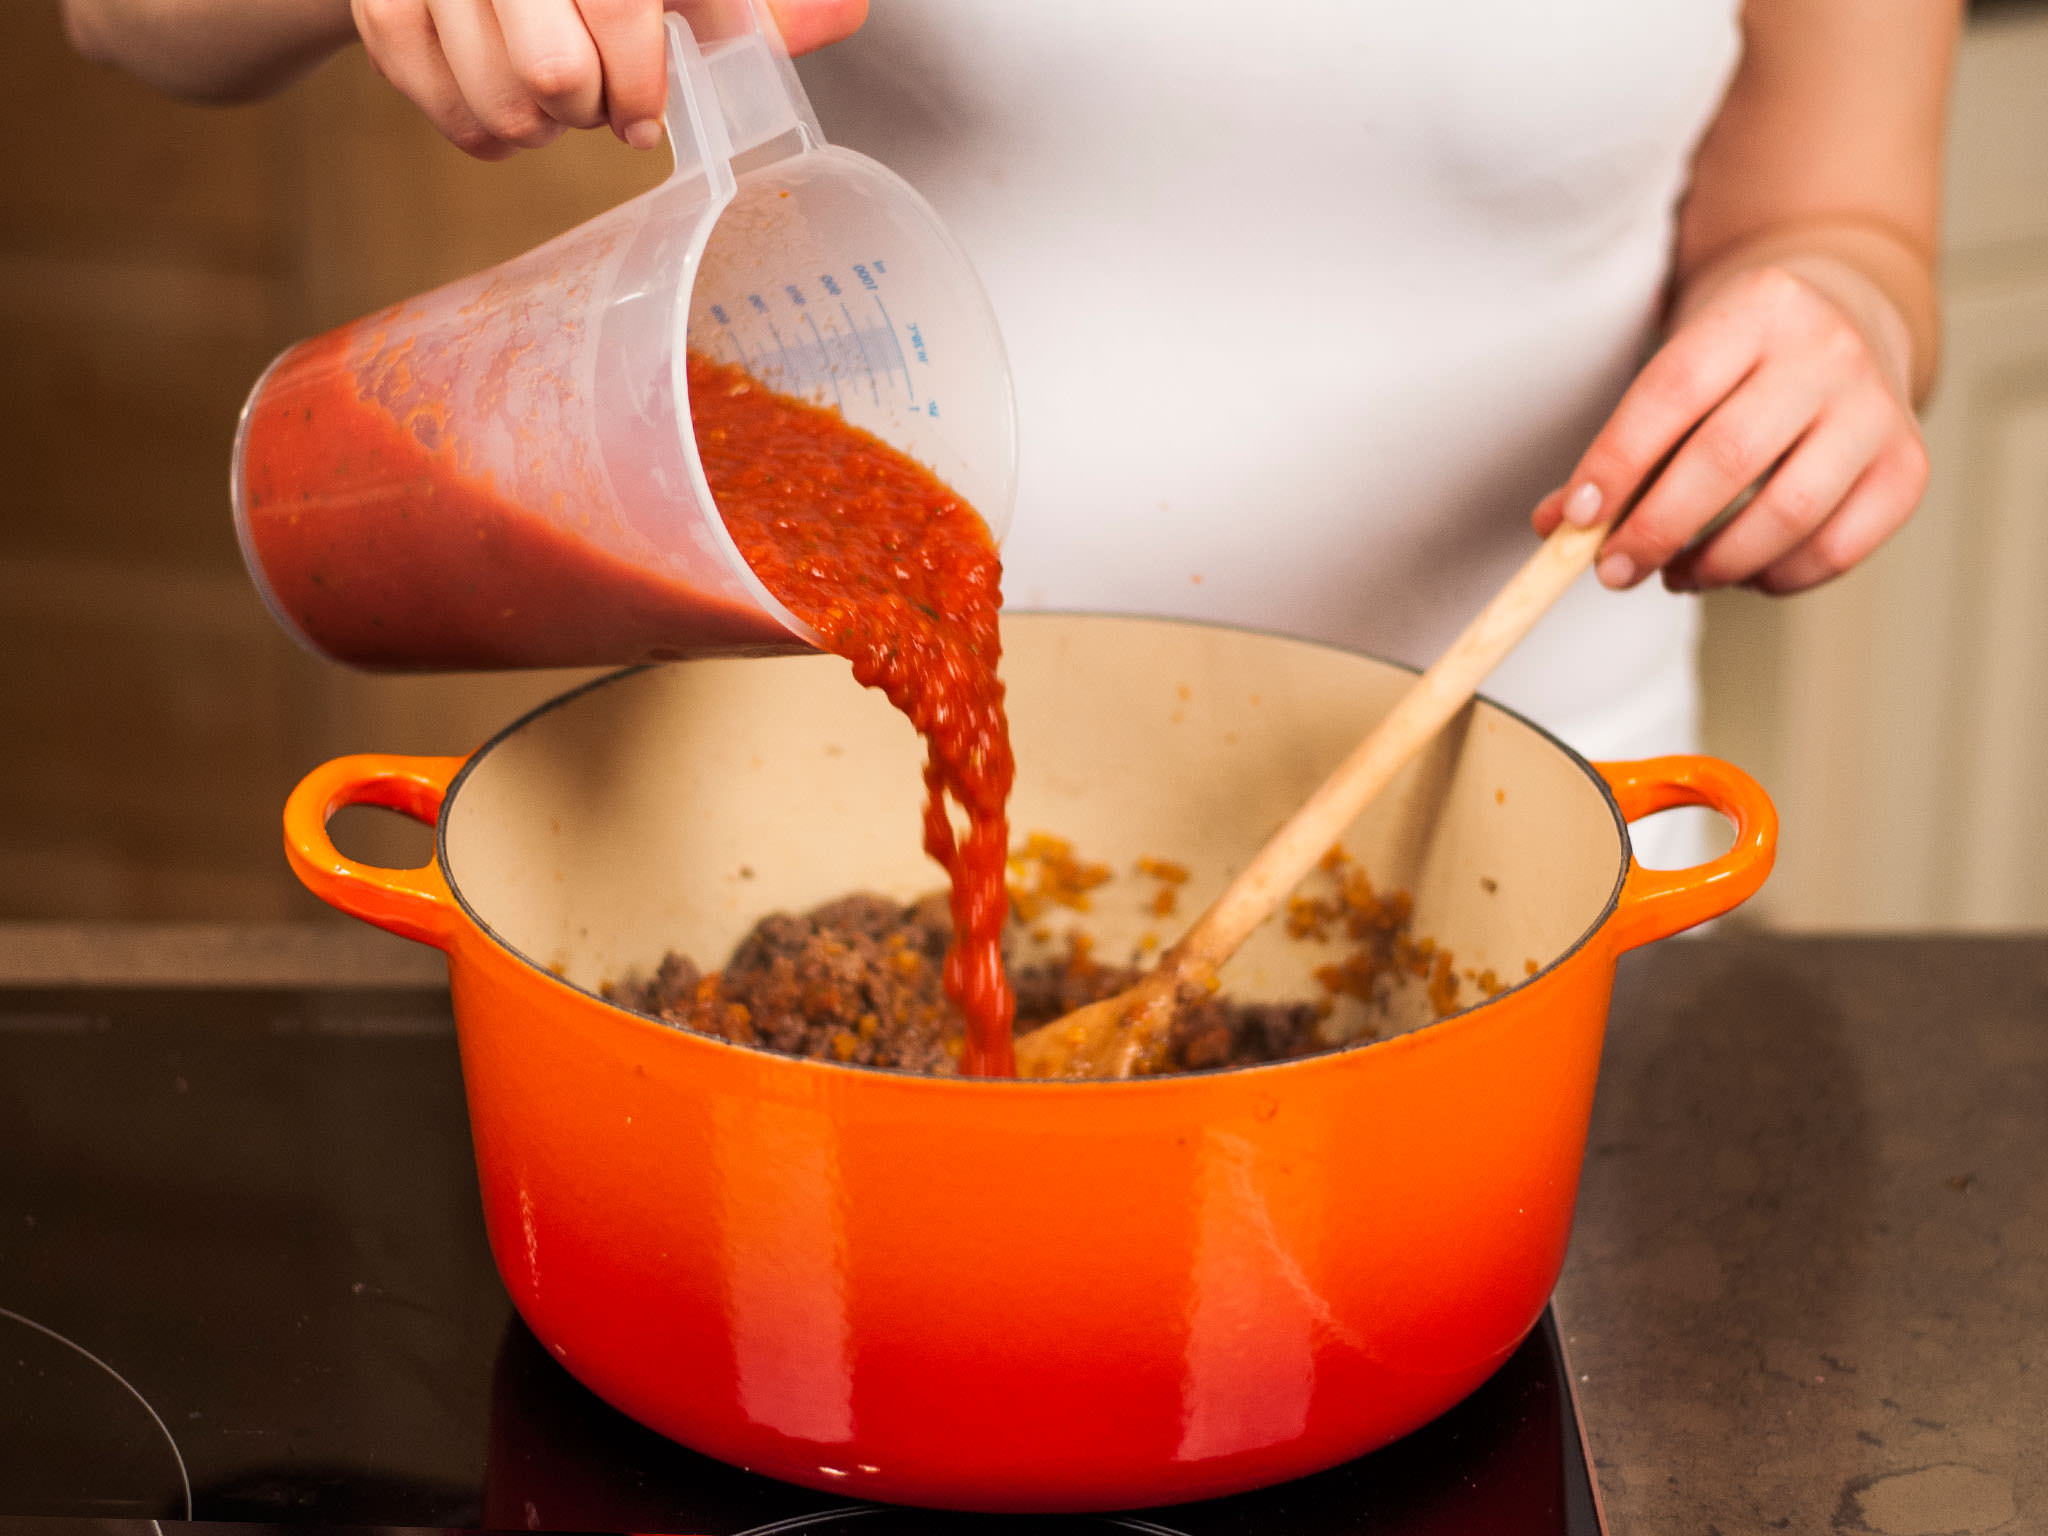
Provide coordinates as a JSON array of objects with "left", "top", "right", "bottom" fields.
[{"left": 798, "top": 1, "right": 1743, "bottom": 854}]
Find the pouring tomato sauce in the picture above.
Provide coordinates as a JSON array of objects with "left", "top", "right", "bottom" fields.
[
  {"left": 240, "top": 337, "right": 1016, "bottom": 1075},
  {"left": 686, "top": 351, "right": 1016, "bottom": 1076}
]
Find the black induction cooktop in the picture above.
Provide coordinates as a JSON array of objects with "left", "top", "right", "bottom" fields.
[{"left": 0, "top": 983, "right": 1604, "bottom": 1535}]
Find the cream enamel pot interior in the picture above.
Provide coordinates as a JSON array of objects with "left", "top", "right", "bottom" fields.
[{"left": 284, "top": 612, "right": 1775, "bottom": 1512}]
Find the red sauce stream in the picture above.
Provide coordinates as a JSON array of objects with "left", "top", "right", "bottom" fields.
[
  {"left": 688, "top": 352, "right": 1015, "bottom": 1075},
  {"left": 240, "top": 331, "right": 1016, "bottom": 1074}
]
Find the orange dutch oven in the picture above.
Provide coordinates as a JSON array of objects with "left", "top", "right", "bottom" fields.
[{"left": 284, "top": 613, "right": 1774, "bottom": 1513}]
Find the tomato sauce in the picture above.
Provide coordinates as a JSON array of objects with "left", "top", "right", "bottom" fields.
[
  {"left": 237, "top": 330, "right": 799, "bottom": 669},
  {"left": 240, "top": 330, "right": 1016, "bottom": 1074},
  {"left": 688, "top": 352, "right": 1016, "bottom": 1076}
]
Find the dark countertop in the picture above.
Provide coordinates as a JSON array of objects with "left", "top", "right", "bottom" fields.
[
  {"left": 1971, "top": 0, "right": 2048, "bottom": 19},
  {"left": 1556, "top": 935, "right": 2046, "bottom": 1535},
  {"left": 0, "top": 925, "right": 2040, "bottom": 1532}
]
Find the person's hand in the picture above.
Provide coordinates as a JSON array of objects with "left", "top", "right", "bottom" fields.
[
  {"left": 1532, "top": 261, "right": 1929, "bottom": 595},
  {"left": 351, "top": 0, "right": 867, "bottom": 160}
]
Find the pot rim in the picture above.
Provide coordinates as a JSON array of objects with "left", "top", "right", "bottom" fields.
[{"left": 433, "top": 611, "right": 1634, "bottom": 1088}]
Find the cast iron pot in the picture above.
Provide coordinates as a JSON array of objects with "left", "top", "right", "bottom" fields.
[{"left": 284, "top": 613, "right": 1774, "bottom": 1512}]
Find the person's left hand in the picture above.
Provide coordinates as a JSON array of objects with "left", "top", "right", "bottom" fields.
[{"left": 1531, "top": 262, "right": 1929, "bottom": 595}]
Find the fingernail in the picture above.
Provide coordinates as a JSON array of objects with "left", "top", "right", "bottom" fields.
[
  {"left": 1563, "top": 482, "right": 1604, "bottom": 527},
  {"left": 624, "top": 118, "right": 664, "bottom": 150},
  {"left": 1597, "top": 551, "right": 1637, "bottom": 589}
]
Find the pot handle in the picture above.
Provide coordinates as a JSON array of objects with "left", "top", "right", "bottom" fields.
[
  {"left": 283, "top": 754, "right": 466, "bottom": 949},
  {"left": 1595, "top": 755, "right": 1777, "bottom": 951}
]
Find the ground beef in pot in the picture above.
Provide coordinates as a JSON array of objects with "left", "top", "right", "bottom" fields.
[{"left": 606, "top": 891, "right": 1336, "bottom": 1076}]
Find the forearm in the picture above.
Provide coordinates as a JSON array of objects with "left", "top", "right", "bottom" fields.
[
  {"left": 1672, "top": 218, "right": 1937, "bottom": 407},
  {"left": 63, "top": 0, "right": 357, "bottom": 103},
  {"left": 1666, "top": 0, "right": 1958, "bottom": 411}
]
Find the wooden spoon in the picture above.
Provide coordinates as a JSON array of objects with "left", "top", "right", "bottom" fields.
[{"left": 1012, "top": 518, "right": 1611, "bottom": 1079}]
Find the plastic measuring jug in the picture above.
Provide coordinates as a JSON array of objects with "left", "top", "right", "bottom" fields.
[{"left": 231, "top": 0, "right": 1015, "bottom": 671}]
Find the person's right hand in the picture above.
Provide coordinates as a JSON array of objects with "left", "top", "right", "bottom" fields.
[{"left": 351, "top": 0, "right": 866, "bottom": 160}]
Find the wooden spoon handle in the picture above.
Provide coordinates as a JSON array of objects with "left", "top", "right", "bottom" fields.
[{"left": 1170, "top": 520, "right": 1607, "bottom": 978}]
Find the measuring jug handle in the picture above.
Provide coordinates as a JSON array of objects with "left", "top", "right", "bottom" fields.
[{"left": 662, "top": 0, "right": 825, "bottom": 198}]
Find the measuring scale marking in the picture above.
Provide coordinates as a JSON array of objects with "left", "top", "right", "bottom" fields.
[
  {"left": 798, "top": 308, "right": 844, "bottom": 411},
  {"left": 699, "top": 261, "right": 931, "bottom": 421}
]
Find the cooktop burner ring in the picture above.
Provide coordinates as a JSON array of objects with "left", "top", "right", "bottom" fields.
[{"left": 0, "top": 1304, "right": 192, "bottom": 1520}]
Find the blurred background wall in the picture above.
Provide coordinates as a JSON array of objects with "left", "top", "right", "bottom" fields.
[
  {"left": 1700, "top": 4, "right": 2048, "bottom": 930},
  {"left": 1, "top": 3, "right": 2043, "bottom": 927}
]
